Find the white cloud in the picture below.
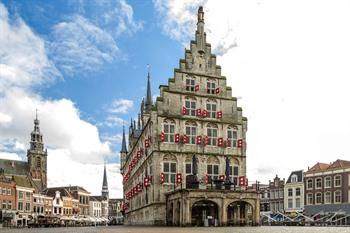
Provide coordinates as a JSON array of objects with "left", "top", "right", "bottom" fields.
[
  {"left": 49, "top": 15, "right": 119, "bottom": 75},
  {"left": 48, "top": 149, "right": 122, "bottom": 198},
  {"left": 0, "top": 3, "right": 61, "bottom": 91},
  {"left": 0, "top": 2, "right": 121, "bottom": 197},
  {"left": 108, "top": 98, "right": 133, "bottom": 114},
  {"left": 0, "top": 152, "right": 22, "bottom": 161},
  {"left": 155, "top": 0, "right": 350, "bottom": 183}
]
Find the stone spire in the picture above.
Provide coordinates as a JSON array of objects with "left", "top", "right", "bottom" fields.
[
  {"left": 196, "top": 6, "right": 206, "bottom": 53},
  {"left": 121, "top": 126, "right": 128, "bottom": 153},
  {"left": 101, "top": 162, "right": 109, "bottom": 199},
  {"left": 30, "top": 109, "right": 44, "bottom": 152},
  {"left": 144, "top": 66, "right": 152, "bottom": 112}
]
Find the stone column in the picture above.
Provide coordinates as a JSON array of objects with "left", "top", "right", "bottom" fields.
[
  {"left": 221, "top": 199, "right": 227, "bottom": 226},
  {"left": 184, "top": 199, "right": 191, "bottom": 226},
  {"left": 255, "top": 199, "right": 260, "bottom": 226}
]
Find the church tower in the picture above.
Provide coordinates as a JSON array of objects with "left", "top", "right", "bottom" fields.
[
  {"left": 27, "top": 111, "right": 48, "bottom": 191},
  {"left": 101, "top": 163, "right": 109, "bottom": 199}
]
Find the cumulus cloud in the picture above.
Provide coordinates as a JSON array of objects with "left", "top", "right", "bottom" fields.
[
  {"left": 0, "top": 3, "right": 61, "bottom": 91},
  {"left": 108, "top": 98, "right": 134, "bottom": 114},
  {"left": 49, "top": 15, "right": 119, "bottom": 76},
  {"left": 154, "top": 0, "right": 350, "bottom": 183},
  {"left": 0, "top": 2, "right": 122, "bottom": 197}
]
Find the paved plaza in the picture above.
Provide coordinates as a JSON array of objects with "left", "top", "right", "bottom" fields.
[{"left": 0, "top": 226, "right": 350, "bottom": 233}]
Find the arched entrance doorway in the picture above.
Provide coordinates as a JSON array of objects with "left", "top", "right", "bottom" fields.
[
  {"left": 191, "top": 200, "right": 219, "bottom": 226},
  {"left": 227, "top": 201, "right": 253, "bottom": 226}
]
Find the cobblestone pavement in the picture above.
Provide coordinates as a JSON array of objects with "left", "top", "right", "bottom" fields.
[{"left": 0, "top": 226, "right": 349, "bottom": 233}]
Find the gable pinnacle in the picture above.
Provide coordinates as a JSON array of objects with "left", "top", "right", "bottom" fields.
[
  {"left": 121, "top": 126, "right": 128, "bottom": 153},
  {"left": 145, "top": 65, "right": 152, "bottom": 112}
]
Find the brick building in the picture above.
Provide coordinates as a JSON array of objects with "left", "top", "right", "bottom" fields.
[{"left": 269, "top": 175, "right": 285, "bottom": 214}]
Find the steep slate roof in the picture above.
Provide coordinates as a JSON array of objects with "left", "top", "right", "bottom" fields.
[
  {"left": 286, "top": 170, "right": 303, "bottom": 183},
  {"left": 0, "top": 159, "right": 28, "bottom": 176},
  {"left": 13, "top": 176, "right": 33, "bottom": 188}
]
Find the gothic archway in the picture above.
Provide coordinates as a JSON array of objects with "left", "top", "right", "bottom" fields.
[
  {"left": 191, "top": 200, "right": 219, "bottom": 226},
  {"left": 227, "top": 201, "right": 253, "bottom": 226}
]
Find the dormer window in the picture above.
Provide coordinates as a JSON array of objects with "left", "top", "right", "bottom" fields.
[
  {"left": 207, "top": 79, "right": 216, "bottom": 94},
  {"left": 291, "top": 174, "right": 298, "bottom": 183}
]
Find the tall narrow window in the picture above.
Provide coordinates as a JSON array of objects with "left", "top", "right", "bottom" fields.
[
  {"left": 334, "top": 190, "right": 342, "bottom": 203},
  {"left": 229, "top": 165, "right": 239, "bottom": 184},
  {"left": 306, "top": 179, "right": 313, "bottom": 190},
  {"left": 324, "top": 176, "right": 331, "bottom": 188},
  {"left": 315, "top": 193, "right": 322, "bottom": 204},
  {"left": 306, "top": 193, "right": 313, "bottom": 205},
  {"left": 185, "top": 122, "right": 197, "bottom": 144},
  {"left": 207, "top": 164, "right": 219, "bottom": 183},
  {"left": 185, "top": 163, "right": 192, "bottom": 175},
  {"left": 334, "top": 175, "right": 341, "bottom": 187},
  {"left": 186, "top": 77, "right": 195, "bottom": 91},
  {"left": 324, "top": 192, "right": 331, "bottom": 204},
  {"left": 295, "top": 187, "right": 301, "bottom": 196},
  {"left": 206, "top": 79, "right": 216, "bottom": 94},
  {"left": 185, "top": 98, "right": 196, "bottom": 116},
  {"left": 206, "top": 101, "right": 217, "bottom": 118},
  {"left": 316, "top": 178, "right": 322, "bottom": 189},
  {"left": 207, "top": 125, "right": 218, "bottom": 146},
  {"left": 227, "top": 126, "right": 238, "bottom": 147},
  {"left": 163, "top": 162, "right": 176, "bottom": 184},
  {"left": 163, "top": 120, "right": 175, "bottom": 143}
]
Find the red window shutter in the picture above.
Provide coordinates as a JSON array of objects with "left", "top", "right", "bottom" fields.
[
  {"left": 182, "top": 106, "right": 187, "bottom": 115},
  {"left": 217, "top": 111, "right": 222, "bottom": 119},
  {"left": 204, "top": 175, "right": 208, "bottom": 184},
  {"left": 160, "top": 173, "right": 165, "bottom": 184},
  {"left": 245, "top": 177, "right": 249, "bottom": 187},
  {"left": 226, "top": 139, "right": 231, "bottom": 147},
  {"left": 203, "top": 136, "right": 208, "bottom": 145},
  {"left": 202, "top": 110, "right": 208, "bottom": 117},
  {"left": 196, "top": 136, "right": 202, "bottom": 145},
  {"left": 239, "top": 176, "right": 245, "bottom": 186},
  {"left": 218, "top": 137, "right": 223, "bottom": 146},
  {"left": 196, "top": 109, "right": 202, "bottom": 116},
  {"left": 175, "top": 133, "right": 180, "bottom": 143},
  {"left": 237, "top": 139, "right": 243, "bottom": 148},
  {"left": 183, "top": 134, "right": 188, "bottom": 143},
  {"left": 144, "top": 139, "right": 150, "bottom": 148},
  {"left": 195, "top": 85, "right": 199, "bottom": 91},
  {"left": 219, "top": 175, "right": 225, "bottom": 181},
  {"left": 176, "top": 173, "right": 182, "bottom": 184},
  {"left": 215, "top": 87, "right": 220, "bottom": 94},
  {"left": 160, "top": 132, "right": 165, "bottom": 142}
]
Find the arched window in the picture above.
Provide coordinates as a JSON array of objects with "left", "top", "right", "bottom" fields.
[
  {"left": 185, "top": 121, "right": 197, "bottom": 144},
  {"left": 306, "top": 179, "right": 313, "bottom": 190},
  {"left": 207, "top": 123, "right": 218, "bottom": 146},
  {"left": 229, "top": 159, "right": 239, "bottom": 185},
  {"left": 206, "top": 99, "right": 217, "bottom": 118},
  {"left": 334, "top": 190, "right": 342, "bottom": 203},
  {"left": 163, "top": 155, "right": 177, "bottom": 184},
  {"left": 185, "top": 97, "right": 196, "bottom": 116},
  {"left": 324, "top": 191, "right": 331, "bottom": 204},
  {"left": 206, "top": 79, "right": 216, "bottom": 94},
  {"left": 315, "top": 193, "right": 322, "bottom": 204},
  {"left": 227, "top": 126, "right": 238, "bottom": 147},
  {"left": 163, "top": 120, "right": 175, "bottom": 143},
  {"left": 207, "top": 156, "right": 219, "bottom": 183}
]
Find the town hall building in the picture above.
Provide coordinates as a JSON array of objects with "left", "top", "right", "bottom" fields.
[{"left": 120, "top": 7, "right": 260, "bottom": 226}]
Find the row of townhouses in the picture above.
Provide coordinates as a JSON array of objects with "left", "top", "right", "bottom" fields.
[
  {"left": 256, "top": 159, "right": 350, "bottom": 225},
  {"left": 0, "top": 115, "right": 123, "bottom": 227}
]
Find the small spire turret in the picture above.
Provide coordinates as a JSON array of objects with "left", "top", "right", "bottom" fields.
[
  {"left": 145, "top": 65, "right": 152, "bottom": 112},
  {"left": 121, "top": 126, "right": 127, "bottom": 153},
  {"left": 101, "top": 162, "right": 109, "bottom": 199}
]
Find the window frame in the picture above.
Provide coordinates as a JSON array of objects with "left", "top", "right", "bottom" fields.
[
  {"left": 207, "top": 164, "right": 219, "bottom": 183},
  {"left": 306, "top": 179, "right": 313, "bottom": 190},
  {"left": 207, "top": 125, "right": 218, "bottom": 146},
  {"left": 206, "top": 79, "right": 216, "bottom": 94},
  {"left": 185, "top": 77, "right": 196, "bottom": 92},
  {"left": 334, "top": 190, "right": 342, "bottom": 203},
  {"left": 206, "top": 101, "right": 217, "bottom": 118},
  {"left": 324, "top": 176, "right": 332, "bottom": 188},
  {"left": 163, "top": 121, "right": 175, "bottom": 143},
  {"left": 163, "top": 161, "right": 177, "bottom": 184},
  {"left": 185, "top": 123, "right": 197, "bottom": 145},
  {"left": 185, "top": 98, "right": 196, "bottom": 116},
  {"left": 227, "top": 126, "right": 238, "bottom": 148},
  {"left": 324, "top": 191, "right": 331, "bottom": 204},
  {"left": 334, "top": 175, "right": 341, "bottom": 187}
]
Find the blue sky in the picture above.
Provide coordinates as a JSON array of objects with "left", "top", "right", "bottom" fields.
[
  {"left": 2, "top": 0, "right": 350, "bottom": 198},
  {"left": 2, "top": 0, "right": 183, "bottom": 164}
]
